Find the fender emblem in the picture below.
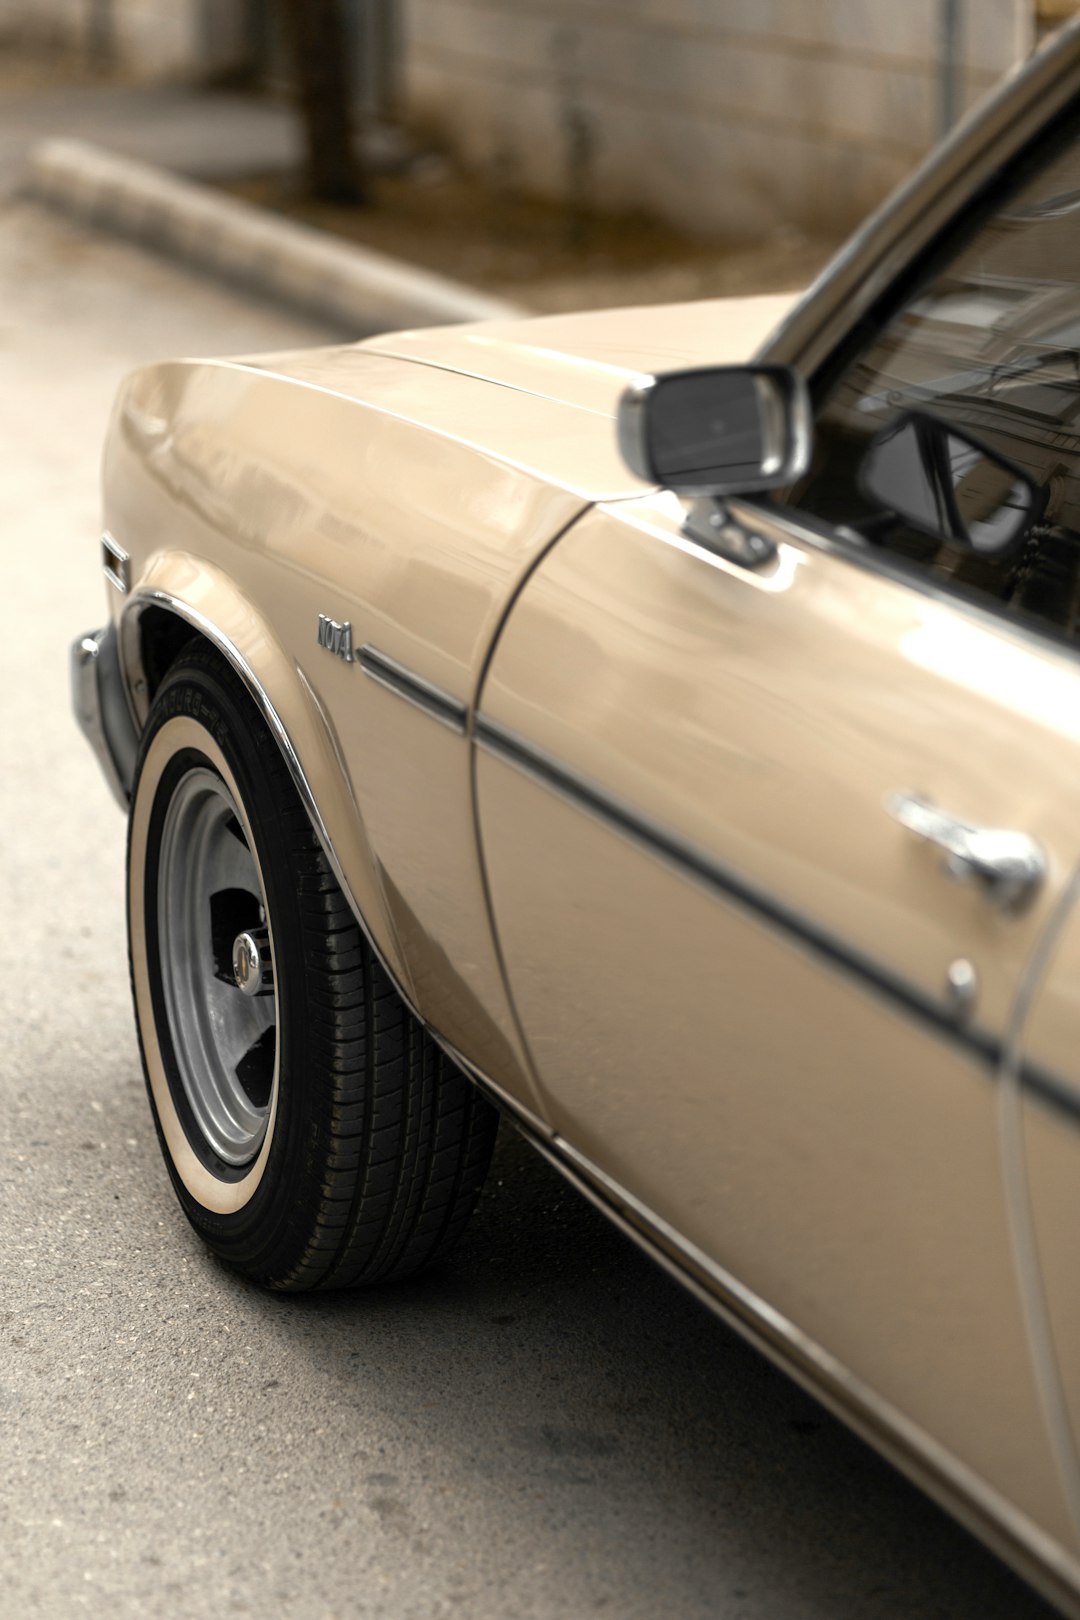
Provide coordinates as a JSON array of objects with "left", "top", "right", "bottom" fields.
[{"left": 317, "top": 613, "right": 353, "bottom": 664}]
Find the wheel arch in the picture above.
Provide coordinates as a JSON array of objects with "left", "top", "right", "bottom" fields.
[{"left": 119, "top": 559, "right": 416, "bottom": 1001}]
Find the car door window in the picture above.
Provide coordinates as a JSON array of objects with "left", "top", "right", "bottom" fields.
[{"left": 793, "top": 118, "right": 1080, "bottom": 642}]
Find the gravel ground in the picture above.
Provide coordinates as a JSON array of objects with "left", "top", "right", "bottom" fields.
[
  {"left": 224, "top": 168, "right": 839, "bottom": 316},
  {"left": 0, "top": 197, "right": 1061, "bottom": 1620}
]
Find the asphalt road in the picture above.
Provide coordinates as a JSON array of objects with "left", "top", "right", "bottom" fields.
[{"left": 0, "top": 199, "right": 1062, "bottom": 1620}]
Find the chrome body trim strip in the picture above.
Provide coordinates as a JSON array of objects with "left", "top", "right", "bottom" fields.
[
  {"left": 425, "top": 1028, "right": 553, "bottom": 1143},
  {"left": 1022, "top": 1062, "right": 1080, "bottom": 1129},
  {"left": 512, "top": 1121, "right": 1080, "bottom": 1618},
  {"left": 473, "top": 712, "right": 999, "bottom": 1067},
  {"left": 357, "top": 644, "right": 468, "bottom": 734}
]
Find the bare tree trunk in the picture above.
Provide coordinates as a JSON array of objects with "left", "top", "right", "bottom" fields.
[{"left": 280, "top": 0, "right": 367, "bottom": 205}]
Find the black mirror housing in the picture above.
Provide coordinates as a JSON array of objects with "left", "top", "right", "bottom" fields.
[{"left": 617, "top": 364, "right": 812, "bottom": 496}]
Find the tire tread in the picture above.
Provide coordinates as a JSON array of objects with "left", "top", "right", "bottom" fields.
[{"left": 132, "top": 643, "right": 497, "bottom": 1292}]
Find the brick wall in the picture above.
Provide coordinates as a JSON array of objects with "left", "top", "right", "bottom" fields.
[{"left": 405, "top": 0, "right": 1035, "bottom": 240}]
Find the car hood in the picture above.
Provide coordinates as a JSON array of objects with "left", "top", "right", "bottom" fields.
[
  {"left": 356, "top": 293, "right": 799, "bottom": 417},
  {"left": 227, "top": 292, "right": 799, "bottom": 503}
]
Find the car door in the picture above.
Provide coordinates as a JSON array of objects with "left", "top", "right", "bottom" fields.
[
  {"left": 474, "top": 114, "right": 1080, "bottom": 1553},
  {"left": 1016, "top": 888, "right": 1080, "bottom": 1512}
]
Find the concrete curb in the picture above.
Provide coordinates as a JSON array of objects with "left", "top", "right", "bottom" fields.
[{"left": 25, "top": 137, "right": 526, "bottom": 335}]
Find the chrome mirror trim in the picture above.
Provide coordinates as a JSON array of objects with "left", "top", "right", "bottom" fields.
[{"left": 615, "top": 372, "right": 656, "bottom": 484}]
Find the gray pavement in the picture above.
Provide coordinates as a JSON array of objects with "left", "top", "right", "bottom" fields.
[{"left": 0, "top": 198, "right": 1061, "bottom": 1619}]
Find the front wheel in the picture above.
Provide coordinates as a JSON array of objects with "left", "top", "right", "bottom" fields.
[{"left": 126, "top": 643, "right": 497, "bottom": 1290}]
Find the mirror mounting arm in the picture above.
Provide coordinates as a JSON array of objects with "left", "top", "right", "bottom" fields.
[{"left": 682, "top": 496, "right": 778, "bottom": 570}]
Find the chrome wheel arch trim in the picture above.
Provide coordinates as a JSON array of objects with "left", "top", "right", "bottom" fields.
[
  {"left": 122, "top": 592, "right": 556, "bottom": 1145},
  {"left": 122, "top": 588, "right": 415, "bottom": 1011}
]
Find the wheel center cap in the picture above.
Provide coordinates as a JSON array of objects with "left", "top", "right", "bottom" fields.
[{"left": 232, "top": 928, "right": 272, "bottom": 997}]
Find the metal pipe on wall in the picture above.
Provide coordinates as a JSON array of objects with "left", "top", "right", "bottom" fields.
[
  {"left": 940, "top": 0, "right": 963, "bottom": 137},
  {"left": 86, "top": 0, "right": 113, "bottom": 64}
]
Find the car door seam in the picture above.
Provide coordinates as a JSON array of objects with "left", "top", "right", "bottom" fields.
[{"left": 466, "top": 503, "right": 599, "bottom": 1116}]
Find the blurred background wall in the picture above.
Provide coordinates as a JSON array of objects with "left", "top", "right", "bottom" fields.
[
  {"left": 405, "top": 0, "right": 1034, "bottom": 240},
  {"left": 0, "top": 0, "right": 251, "bottom": 78},
  {"left": 1, "top": 0, "right": 1078, "bottom": 240}
]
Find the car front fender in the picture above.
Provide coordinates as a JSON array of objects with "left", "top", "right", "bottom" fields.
[{"left": 119, "top": 552, "right": 416, "bottom": 1003}]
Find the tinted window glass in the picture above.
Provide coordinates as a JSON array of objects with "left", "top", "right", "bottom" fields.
[{"left": 794, "top": 125, "right": 1080, "bottom": 640}]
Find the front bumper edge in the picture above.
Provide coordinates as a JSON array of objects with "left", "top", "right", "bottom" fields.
[{"left": 71, "top": 624, "right": 138, "bottom": 810}]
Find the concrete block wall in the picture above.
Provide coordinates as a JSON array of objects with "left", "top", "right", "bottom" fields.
[
  {"left": 404, "top": 0, "right": 1035, "bottom": 240},
  {"left": 0, "top": 0, "right": 249, "bottom": 79}
]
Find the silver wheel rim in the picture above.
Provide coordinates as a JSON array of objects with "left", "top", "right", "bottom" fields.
[{"left": 157, "top": 766, "right": 277, "bottom": 1167}]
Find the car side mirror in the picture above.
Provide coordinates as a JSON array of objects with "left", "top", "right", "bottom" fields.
[
  {"left": 859, "top": 410, "right": 1042, "bottom": 556},
  {"left": 617, "top": 365, "right": 813, "bottom": 496}
]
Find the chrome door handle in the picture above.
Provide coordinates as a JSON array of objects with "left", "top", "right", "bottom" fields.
[{"left": 886, "top": 792, "right": 1046, "bottom": 912}]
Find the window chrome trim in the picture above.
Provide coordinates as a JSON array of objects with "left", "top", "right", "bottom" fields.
[
  {"left": 758, "top": 23, "right": 1080, "bottom": 381},
  {"left": 732, "top": 497, "right": 1080, "bottom": 679},
  {"left": 357, "top": 644, "right": 467, "bottom": 734}
]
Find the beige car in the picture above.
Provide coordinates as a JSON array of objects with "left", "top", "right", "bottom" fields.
[{"left": 71, "top": 19, "right": 1080, "bottom": 1616}]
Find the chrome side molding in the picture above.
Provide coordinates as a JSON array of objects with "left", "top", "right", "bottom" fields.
[
  {"left": 474, "top": 713, "right": 1001, "bottom": 1061},
  {"left": 358, "top": 644, "right": 468, "bottom": 734},
  {"left": 508, "top": 1118, "right": 1080, "bottom": 1619}
]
